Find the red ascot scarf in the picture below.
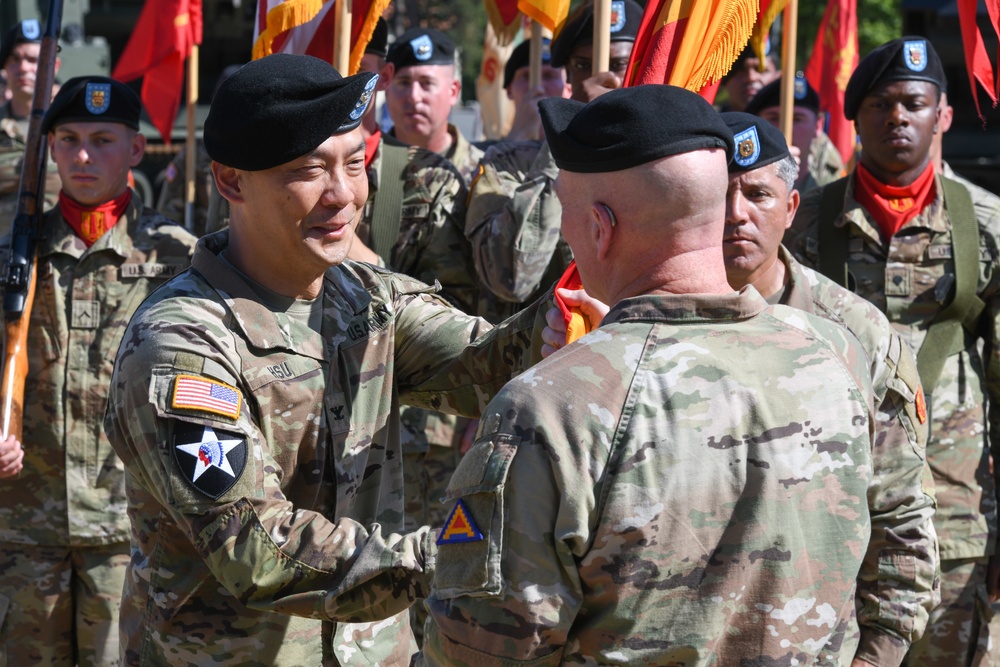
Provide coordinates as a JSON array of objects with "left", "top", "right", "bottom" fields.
[
  {"left": 854, "top": 161, "right": 936, "bottom": 241},
  {"left": 59, "top": 190, "right": 131, "bottom": 247},
  {"left": 364, "top": 130, "right": 382, "bottom": 171}
]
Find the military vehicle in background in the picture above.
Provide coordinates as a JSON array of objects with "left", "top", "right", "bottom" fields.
[{"left": 2, "top": 0, "right": 256, "bottom": 205}]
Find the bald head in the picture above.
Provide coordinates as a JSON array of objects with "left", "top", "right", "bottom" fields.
[{"left": 556, "top": 147, "right": 733, "bottom": 304}]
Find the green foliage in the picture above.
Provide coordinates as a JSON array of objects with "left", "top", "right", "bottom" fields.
[{"left": 795, "top": 0, "right": 901, "bottom": 69}]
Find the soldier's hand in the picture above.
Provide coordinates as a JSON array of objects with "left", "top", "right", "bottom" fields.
[
  {"left": 0, "top": 436, "right": 24, "bottom": 478},
  {"left": 573, "top": 72, "right": 622, "bottom": 103},
  {"left": 541, "top": 287, "right": 610, "bottom": 357},
  {"left": 988, "top": 548, "right": 1000, "bottom": 601}
]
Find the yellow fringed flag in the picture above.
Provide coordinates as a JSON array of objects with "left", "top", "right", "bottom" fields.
[
  {"left": 748, "top": 0, "right": 787, "bottom": 71},
  {"left": 518, "top": 0, "right": 570, "bottom": 36},
  {"left": 252, "top": 0, "right": 389, "bottom": 75},
  {"left": 624, "top": 0, "right": 759, "bottom": 101}
]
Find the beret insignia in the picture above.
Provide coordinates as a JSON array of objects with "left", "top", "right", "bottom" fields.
[
  {"left": 904, "top": 40, "right": 927, "bottom": 72},
  {"left": 610, "top": 1, "right": 626, "bottom": 32},
  {"left": 411, "top": 34, "right": 433, "bottom": 61},
  {"left": 22, "top": 19, "right": 40, "bottom": 40},
  {"left": 734, "top": 126, "right": 760, "bottom": 167},
  {"left": 794, "top": 76, "right": 807, "bottom": 100},
  {"left": 349, "top": 74, "right": 378, "bottom": 121},
  {"left": 85, "top": 83, "right": 111, "bottom": 115}
]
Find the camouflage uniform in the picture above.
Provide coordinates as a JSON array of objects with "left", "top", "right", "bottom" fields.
[
  {"left": 785, "top": 172, "right": 1000, "bottom": 666},
  {"left": 442, "top": 123, "right": 486, "bottom": 186},
  {"left": 155, "top": 141, "right": 230, "bottom": 237},
  {"left": 465, "top": 139, "right": 573, "bottom": 324},
  {"left": 424, "top": 287, "right": 912, "bottom": 665},
  {"left": 0, "top": 193, "right": 196, "bottom": 666},
  {"left": 104, "top": 230, "right": 547, "bottom": 666},
  {"left": 805, "top": 130, "right": 846, "bottom": 191},
  {"left": 0, "top": 101, "right": 61, "bottom": 236},
  {"left": 357, "top": 136, "right": 479, "bottom": 642}
]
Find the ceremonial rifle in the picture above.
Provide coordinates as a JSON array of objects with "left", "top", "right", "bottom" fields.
[{"left": 1, "top": 0, "right": 63, "bottom": 441}]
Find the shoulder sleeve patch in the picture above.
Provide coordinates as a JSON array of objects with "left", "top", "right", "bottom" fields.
[
  {"left": 173, "top": 421, "right": 247, "bottom": 499},
  {"left": 915, "top": 385, "right": 927, "bottom": 424},
  {"left": 171, "top": 374, "right": 242, "bottom": 421},
  {"left": 437, "top": 499, "right": 483, "bottom": 545}
]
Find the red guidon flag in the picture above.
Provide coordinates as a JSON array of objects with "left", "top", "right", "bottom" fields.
[
  {"left": 253, "top": 0, "right": 389, "bottom": 75},
  {"left": 624, "top": 0, "right": 758, "bottom": 102},
  {"left": 805, "top": 0, "right": 858, "bottom": 164},
  {"left": 112, "top": 0, "right": 203, "bottom": 144},
  {"left": 485, "top": 0, "right": 522, "bottom": 45},
  {"left": 956, "top": 0, "right": 999, "bottom": 121}
]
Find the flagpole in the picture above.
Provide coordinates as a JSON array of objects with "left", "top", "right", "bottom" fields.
[
  {"left": 184, "top": 44, "right": 198, "bottom": 233},
  {"left": 334, "top": 0, "right": 352, "bottom": 73},
  {"left": 779, "top": 0, "right": 798, "bottom": 144},
  {"left": 593, "top": 0, "right": 611, "bottom": 73},
  {"left": 529, "top": 20, "right": 542, "bottom": 88}
]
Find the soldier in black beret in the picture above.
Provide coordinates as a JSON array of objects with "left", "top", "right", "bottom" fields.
[
  {"left": 1, "top": 18, "right": 63, "bottom": 237},
  {"left": 0, "top": 71, "right": 197, "bottom": 667},
  {"left": 383, "top": 26, "right": 486, "bottom": 183},
  {"left": 744, "top": 73, "right": 844, "bottom": 191},
  {"left": 502, "top": 37, "right": 570, "bottom": 141},
  {"left": 105, "top": 50, "right": 573, "bottom": 665},
  {"left": 721, "top": 38, "right": 779, "bottom": 112},
  {"left": 549, "top": 0, "right": 643, "bottom": 103},
  {"left": 785, "top": 35, "right": 1000, "bottom": 666}
]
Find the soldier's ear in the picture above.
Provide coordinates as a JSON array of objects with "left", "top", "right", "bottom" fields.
[{"left": 212, "top": 162, "right": 244, "bottom": 204}]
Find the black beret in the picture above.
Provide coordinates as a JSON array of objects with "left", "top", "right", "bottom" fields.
[
  {"left": 550, "top": 0, "right": 643, "bottom": 68},
  {"left": 720, "top": 111, "right": 791, "bottom": 173},
  {"left": 503, "top": 38, "right": 552, "bottom": 88},
  {"left": 386, "top": 28, "right": 455, "bottom": 70},
  {"left": 204, "top": 54, "right": 378, "bottom": 171},
  {"left": 365, "top": 17, "right": 389, "bottom": 58},
  {"left": 42, "top": 76, "right": 142, "bottom": 133},
  {"left": 1, "top": 19, "right": 42, "bottom": 69},
  {"left": 844, "top": 36, "right": 945, "bottom": 120},
  {"left": 722, "top": 36, "right": 778, "bottom": 81},
  {"left": 540, "top": 84, "right": 735, "bottom": 173},
  {"left": 744, "top": 73, "right": 820, "bottom": 116}
]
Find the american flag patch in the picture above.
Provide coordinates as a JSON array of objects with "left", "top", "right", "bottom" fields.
[{"left": 171, "top": 375, "right": 242, "bottom": 420}]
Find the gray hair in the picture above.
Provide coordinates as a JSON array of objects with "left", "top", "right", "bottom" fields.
[{"left": 774, "top": 155, "right": 798, "bottom": 193}]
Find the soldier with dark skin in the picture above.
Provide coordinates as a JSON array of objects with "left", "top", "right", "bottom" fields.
[
  {"left": 0, "top": 76, "right": 197, "bottom": 666},
  {"left": 784, "top": 37, "right": 1000, "bottom": 666}
]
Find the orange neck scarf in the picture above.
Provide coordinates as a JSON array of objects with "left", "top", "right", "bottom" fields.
[
  {"left": 59, "top": 190, "right": 131, "bottom": 247},
  {"left": 854, "top": 161, "right": 936, "bottom": 241}
]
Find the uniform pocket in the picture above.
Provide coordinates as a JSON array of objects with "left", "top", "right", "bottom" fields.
[{"left": 432, "top": 434, "right": 518, "bottom": 600}]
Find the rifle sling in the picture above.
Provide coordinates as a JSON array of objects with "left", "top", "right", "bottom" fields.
[{"left": 370, "top": 141, "right": 410, "bottom": 262}]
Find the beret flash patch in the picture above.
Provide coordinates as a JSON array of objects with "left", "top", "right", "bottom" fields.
[{"left": 734, "top": 125, "right": 760, "bottom": 167}]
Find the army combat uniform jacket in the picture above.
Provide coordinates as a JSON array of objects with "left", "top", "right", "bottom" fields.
[
  {"left": 424, "top": 288, "right": 886, "bottom": 665},
  {"left": 465, "top": 139, "right": 572, "bottom": 323},
  {"left": 0, "top": 194, "right": 196, "bottom": 547},
  {"left": 786, "top": 172, "right": 1000, "bottom": 563},
  {"left": 776, "top": 246, "right": 938, "bottom": 663},
  {"left": 105, "top": 231, "right": 546, "bottom": 666}
]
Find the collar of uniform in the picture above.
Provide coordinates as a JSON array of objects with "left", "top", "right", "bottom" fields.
[
  {"left": 776, "top": 244, "right": 816, "bottom": 314},
  {"left": 190, "top": 230, "right": 328, "bottom": 361},
  {"left": 603, "top": 285, "right": 768, "bottom": 325},
  {"left": 846, "top": 170, "right": 951, "bottom": 240},
  {"left": 444, "top": 123, "right": 466, "bottom": 165},
  {"left": 39, "top": 188, "right": 140, "bottom": 260}
]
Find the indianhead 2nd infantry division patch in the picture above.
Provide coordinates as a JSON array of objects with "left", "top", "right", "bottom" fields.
[{"left": 173, "top": 421, "right": 248, "bottom": 499}]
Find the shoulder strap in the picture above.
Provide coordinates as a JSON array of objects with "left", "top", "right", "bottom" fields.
[
  {"left": 817, "top": 177, "right": 851, "bottom": 288},
  {"left": 915, "top": 176, "right": 986, "bottom": 393},
  {"left": 370, "top": 142, "right": 411, "bottom": 261}
]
